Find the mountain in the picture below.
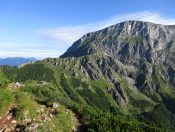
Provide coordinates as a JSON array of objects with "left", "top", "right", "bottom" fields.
[
  {"left": 51, "top": 20, "right": 175, "bottom": 130},
  {"left": 61, "top": 20, "right": 175, "bottom": 65},
  {"left": 0, "top": 20, "right": 175, "bottom": 131},
  {"left": 59, "top": 20, "right": 175, "bottom": 112},
  {"left": 59, "top": 20, "right": 175, "bottom": 108},
  {"left": 0, "top": 57, "right": 38, "bottom": 66}
]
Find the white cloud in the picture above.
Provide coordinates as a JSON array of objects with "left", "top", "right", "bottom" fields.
[
  {"left": 38, "top": 11, "right": 175, "bottom": 46},
  {"left": 2, "top": 11, "right": 175, "bottom": 58},
  {"left": 0, "top": 49, "right": 62, "bottom": 59}
]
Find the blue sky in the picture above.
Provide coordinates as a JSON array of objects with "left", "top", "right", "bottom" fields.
[{"left": 0, "top": 0, "right": 175, "bottom": 58}]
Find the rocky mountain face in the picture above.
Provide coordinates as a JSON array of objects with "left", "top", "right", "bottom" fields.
[
  {"left": 59, "top": 21, "right": 175, "bottom": 125},
  {"left": 60, "top": 20, "right": 175, "bottom": 97},
  {"left": 61, "top": 21, "right": 175, "bottom": 65},
  {"left": 45, "top": 21, "right": 175, "bottom": 130}
]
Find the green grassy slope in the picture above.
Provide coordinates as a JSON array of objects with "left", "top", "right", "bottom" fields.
[{"left": 0, "top": 60, "right": 173, "bottom": 131}]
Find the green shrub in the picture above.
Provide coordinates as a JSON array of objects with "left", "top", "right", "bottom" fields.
[
  {"left": 60, "top": 74, "right": 82, "bottom": 103},
  {"left": 138, "top": 104, "right": 175, "bottom": 130},
  {"left": 3, "top": 64, "right": 55, "bottom": 82},
  {"left": 0, "top": 88, "right": 15, "bottom": 115},
  {"left": 71, "top": 104, "right": 163, "bottom": 132},
  {"left": 16, "top": 64, "right": 55, "bottom": 82},
  {"left": 23, "top": 85, "right": 60, "bottom": 105},
  {"left": 15, "top": 91, "right": 39, "bottom": 122}
]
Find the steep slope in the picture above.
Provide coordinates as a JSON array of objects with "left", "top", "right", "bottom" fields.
[
  {"left": 61, "top": 20, "right": 175, "bottom": 64},
  {"left": 0, "top": 63, "right": 162, "bottom": 131},
  {"left": 59, "top": 20, "right": 175, "bottom": 129},
  {"left": 60, "top": 20, "right": 175, "bottom": 99}
]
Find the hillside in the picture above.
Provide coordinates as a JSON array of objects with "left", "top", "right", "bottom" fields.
[{"left": 0, "top": 20, "right": 175, "bottom": 131}]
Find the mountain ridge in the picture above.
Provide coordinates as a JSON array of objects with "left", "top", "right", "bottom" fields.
[{"left": 60, "top": 20, "right": 175, "bottom": 65}]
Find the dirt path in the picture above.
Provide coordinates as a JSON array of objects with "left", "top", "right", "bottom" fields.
[{"left": 0, "top": 105, "right": 17, "bottom": 132}]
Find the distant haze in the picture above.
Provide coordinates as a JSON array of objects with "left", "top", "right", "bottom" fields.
[{"left": 0, "top": 57, "right": 38, "bottom": 66}]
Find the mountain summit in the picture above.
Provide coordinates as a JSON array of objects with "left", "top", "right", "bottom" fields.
[{"left": 61, "top": 20, "right": 175, "bottom": 65}]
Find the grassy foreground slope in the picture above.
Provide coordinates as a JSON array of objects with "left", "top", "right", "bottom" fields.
[{"left": 0, "top": 61, "right": 165, "bottom": 131}]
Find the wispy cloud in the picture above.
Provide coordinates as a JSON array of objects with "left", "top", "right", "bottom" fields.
[
  {"left": 0, "top": 41, "right": 62, "bottom": 59},
  {"left": 2, "top": 11, "right": 175, "bottom": 58},
  {"left": 0, "top": 49, "right": 62, "bottom": 59},
  {"left": 38, "top": 11, "right": 175, "bottom": 46}
]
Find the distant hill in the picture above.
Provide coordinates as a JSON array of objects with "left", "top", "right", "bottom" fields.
[{"left": 0, "top": 57, "right": 38, "bottom": 66}]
